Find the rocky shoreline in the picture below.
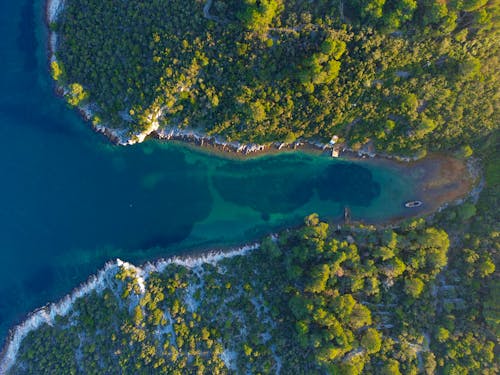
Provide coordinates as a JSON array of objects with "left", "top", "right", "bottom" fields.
[
  {"left": 44, "top": 0, "right": 424, "bottom": 162},
  {"left": 0, "top": 243, "right": 259, "bottom": 374}
]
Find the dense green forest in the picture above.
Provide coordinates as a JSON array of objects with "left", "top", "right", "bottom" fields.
[
  {"left": 51, "top": 0, "right": 498, "bottom": 155},
  {"left": 9, "top": 139, "right": 498, "bottom": 373}
]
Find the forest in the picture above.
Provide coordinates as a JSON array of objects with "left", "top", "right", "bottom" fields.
[
  {"left": 51, "top": 0, "right": 499, "bottom": 156},
  {"left": 9, "top": 136, "right": 498, "bottom": 373}
]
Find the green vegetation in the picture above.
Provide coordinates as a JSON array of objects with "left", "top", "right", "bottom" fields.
[
  {"left": 18, "top": 0, "right": 498, "bottom": 372},
  {"left": 52, "top": 0, "right": 498, "bottom": 155},
  {"left": 10, "top": 163, "right": 498, "bottom": 374},
  {"left": 238, "top": 0, "right": 283, "bottom": 31}
]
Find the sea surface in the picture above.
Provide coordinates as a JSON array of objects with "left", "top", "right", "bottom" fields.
[{"left": 0, "top": 0, "right": 416, "bottom": 343}]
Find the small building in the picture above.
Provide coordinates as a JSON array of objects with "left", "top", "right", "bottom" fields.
[{"left": 329, "top": 135, "right": 339, "bottom": 145}]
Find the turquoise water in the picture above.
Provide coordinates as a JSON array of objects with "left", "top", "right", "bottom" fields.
[{"left": 0, "top": 0, "right": 416, "bottom": 342}]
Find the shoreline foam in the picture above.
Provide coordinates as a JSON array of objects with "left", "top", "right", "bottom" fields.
[{"left": 0, "top": 243, "right": 259, "bottom": 373}]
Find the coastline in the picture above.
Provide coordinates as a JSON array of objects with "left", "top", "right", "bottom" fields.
[
  {"left": 43, "top": 0, "right": 480, "bottom": 221},
  {"left": 42, "top": 0, "right": 481, "bottom": 184},
  {"left": 0, "top": 243, "right": 259, "bottom": 374},
  {"left": 0, "top": 148, "right": 480, "bottom": 372},
  {"left": 11, "top": 2, "right": 482, "bottom": 373},
  {"left": 45, "top": 0, "right": 421, "bottom": 162}
]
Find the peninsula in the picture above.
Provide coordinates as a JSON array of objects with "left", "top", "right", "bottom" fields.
[{"left": 47, "top": 0, "right": 497, "bottom": 158}]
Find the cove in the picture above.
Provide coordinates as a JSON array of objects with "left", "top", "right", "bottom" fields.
[{"left": 0, "top": 0, "right": 418, "bottom": 343}]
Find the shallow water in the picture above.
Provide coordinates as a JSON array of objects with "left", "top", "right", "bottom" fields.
[{"left": 0, "top": 0, "right": 416, "bottom": 342}]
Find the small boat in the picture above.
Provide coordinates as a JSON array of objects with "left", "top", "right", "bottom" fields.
[{"left": 404, "top": 200, "right": 423, "bottom": 208}]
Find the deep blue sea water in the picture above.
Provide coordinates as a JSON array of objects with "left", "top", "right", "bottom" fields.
[{"left": 0, "top": 0, "right": 417, "bottom": 342}]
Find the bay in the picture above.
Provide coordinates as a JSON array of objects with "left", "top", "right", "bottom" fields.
[{"left": 0, "top": 0, "right": 416, "bottom": 342}]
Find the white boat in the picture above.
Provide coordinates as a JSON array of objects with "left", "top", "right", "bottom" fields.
[{"left": 404, "top": 200, "right": 423, "bottom": 208}]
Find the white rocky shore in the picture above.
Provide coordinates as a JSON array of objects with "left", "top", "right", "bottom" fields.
[
  {"left": 47, "top": 0, "right": 64, "bottom": 24},
  {"left": 46, "top": 0, "right": 164, "bottom": 146},
  {"left": 0, "top": 243, "right": 259, "bottom": 373}
]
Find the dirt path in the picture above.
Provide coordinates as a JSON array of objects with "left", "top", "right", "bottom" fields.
[
  {"left": 203, "top": 0, "right": 227, "bottom": 23},
  {"left": 203, "top": 0, "right": 216, "bottom": 21}
]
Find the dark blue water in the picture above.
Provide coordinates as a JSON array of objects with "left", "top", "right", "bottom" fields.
[{"left": 0, "top": 0, "right": 416, "bottom": 342}]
